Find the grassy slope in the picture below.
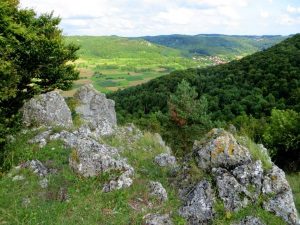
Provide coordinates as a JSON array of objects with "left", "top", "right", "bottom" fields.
[
  {"left": 1, "top": 126, "right": 296, "bottom": 224},
  {"left": 0, "top": 129, "right": 184, "bottom": 224}
]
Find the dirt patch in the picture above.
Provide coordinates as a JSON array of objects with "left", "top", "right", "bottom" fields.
[
  {"left": 107, "top": 87, "right": 119, "bottom": 91},
  {"left": 78, "top": 68, "right": 94, "bottom": 77},
  {"left": 75, "top": 79, "right": 93, "bottom": 85},
  {"left": 61, "top": 89, "right": 77, "bottom": 98},
  {"left": 129, "top": 79, "right": 150, "bottom": 86}
]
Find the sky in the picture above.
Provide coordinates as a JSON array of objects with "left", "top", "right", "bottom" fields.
[{"left": 19, "top": 0, "right": 300, "bottom": 37}]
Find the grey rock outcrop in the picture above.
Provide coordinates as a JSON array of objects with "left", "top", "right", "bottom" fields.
[
  {"left": 177, "top": 128, "right": 299, "bottom": 225},
  {"left": 178, "top": 179, "right": 215, "bottom": 224},
  {"left": 194, "top": 128, "right": 251, "bottom": 172},
  {"left": 262, "top": 165, "right": 299, "bottom": 225},
  {"left": 22, "top": 91, "right": 73, "bottom": 128},
  {"left": 143, "top": 213, "right": 173, "bottom": 225},
  {"left": 74, "top": 84, "right": 117, "bottom": 136},
  {"left": 154, "top": 153, "right": 176, "bottom": 167},
  {"left": 149, "top": 181, "right": 168, "bottom": 203}
]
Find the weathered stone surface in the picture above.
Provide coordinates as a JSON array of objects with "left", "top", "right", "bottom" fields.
[
  {"left": 178, "top": 179, "right": 215, "bottom": 224},
  {"left": 67, "top": 134, "right": 135, "bottom": 191},
  {"left": 177, "top": 129, "right": 299, "bottom": 225},
  {"left": 232, "top": 160, "right": 264, "bottom": 200},
  {"left": 194, "top": 129, "right": 251, "bottom": 172},
  {"left": 213, "top": 167, "right": 250, "bottom": 212},
  {"left": 74, "top": 84, "right": 117, "bottom": 136},
  {"left": 40, "top": 178, "right": 49, "bottom": 188},
  {"left": 262, "top": 165, "right": 300, "bottom": 225},
  {"left": 30, "top": 160, "right": 49, "bottom": 178},
  {"left": 29, "top": 130, "right": 52, "bottom": 148},
  {"left": 154, "top": 153, "right": 176, "bottom": 167},
  {"left": 102, "top": 169, "right": 134, "bottom": 192},
  {"left": 149, "top": 181, "right": 168, "bottom": 203},
  {"left": 22, "top": 91, "right": 73, "bottom": 128},
  {"left": 143, "top": 213, "right": 173, "bottom": 225}
]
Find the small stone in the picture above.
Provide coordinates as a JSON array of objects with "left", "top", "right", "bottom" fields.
[
  {"left": 40, "top": 178, "right": 49, "bottom": 188},
  {"left": 154, "top": 153, "right": 176, "bottom": 167},
  {"left": 149, "top": 181, "right": 168, "bottom": 203},
  {"left": 22, "top": 198, "right": 30, "bottom": 206},
  {"left": 12, "top": 175, "right": 25, "bottom": 181},
  {"left": 143, "top": 213, "right": 173, "bottom": 225}
]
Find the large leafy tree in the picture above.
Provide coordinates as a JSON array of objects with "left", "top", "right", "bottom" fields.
[
  {"left": 0, "top": 0, "right": 79, "bottom": 133},
  {"left": 0, "top": 0, "right": 80, "bottom": 153}
]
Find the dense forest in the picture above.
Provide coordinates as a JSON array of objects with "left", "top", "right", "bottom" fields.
[
  {"left": 108, "top": 34, "right": 300, "bottom": 170},
  {"left": 138, "top": 34, "right": 288, "bottom": 58}
]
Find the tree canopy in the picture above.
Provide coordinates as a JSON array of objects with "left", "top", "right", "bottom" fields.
[{"left": 0, "top": 0, "right": 79, "bottom": 140}]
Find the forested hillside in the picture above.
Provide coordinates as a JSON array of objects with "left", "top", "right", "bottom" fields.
[
  {"left": 139, "top": 34, "right": 288, "bottom": 58},
  {"left": 66, "top": 35, "right": 287, "bottom": 61},
  {"left": 65, "top": 36, "right": 182, "bottom": 59},
  {"left": 108, "top": 34, "right": 300, "bottom": 169}
]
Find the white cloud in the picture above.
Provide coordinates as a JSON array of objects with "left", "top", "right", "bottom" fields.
[
  {"left": 19, "top": 0, "right": 300, "bottom": 36},
  {"left": 157, "top": 7, "right": 195, "bottom": 25},
  {"left": 260, "top": 9, "right": 270, "bottom": 18},
  {"left": 287, "top": 5, "right": 300, "bottom": 14},
  {"left": 278, "top": 14, "right": 298, "bottom": 25}
]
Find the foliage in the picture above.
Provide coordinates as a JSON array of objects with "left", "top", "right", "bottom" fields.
[
  {"left": 108, "top": 34, "right": 300, "bottom": 166},
  {"left": 0, "top": 0, "right": 79, "bottom": 146},
  {"left": 166, "top": 79, "right": 212, "bottom": 155},
  {"left": 286, "top": 173, "right": 300, "bottom": 212},
  {"left": 141, "top": 34, "right": 287, "bottom": 58},
  {"left": 263, "top": 109, "right": 300, "bottom": 170}
]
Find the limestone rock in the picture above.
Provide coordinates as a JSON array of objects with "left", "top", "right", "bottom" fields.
[
  {"left": 194, "top": 129, "right": 251, "bottom": 172},
  {"left": 178, "top": 179, "right": 215, "bottom": 224},
  {"left": 40, "top": 178, "right": 49, "bottom": 188},
  {"left": 68, "top": 134, "right": 134, "bottom": 191},
  {"left": 143, "top": 213, "right": 173, "bottom": 225},
  {"left": 154, "top": 153, "right": 176, "bottom": 167},
  {"left": 177, "top": 129, "right": 299, "bottom": 225},
  {"left": 262, "top": 165, "right": 299, "bottom": 225},
  {"left": 74, "top": 84, "right": 117, "bottom": 136},
  {"left": 149, "top": 181, "right": 168, "bottom": 203},
  {"left": 30, "top": 160, "right": 49, "bottom": 178},
  {"left": 22, "top": 91, "right": 73, "bottom": 128},
  {"left": 213, "top": 167, "right": 250, "bottom": 212}
]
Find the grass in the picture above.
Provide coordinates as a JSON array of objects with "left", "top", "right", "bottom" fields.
[
  {"left": 235, "top": 135, "right": 273, "bottom": 171},
  {"left": 0, "top": 128, "right": 184, "bottom": 224},
  {"left": 287, "top": 173, "right": 300, "bottom": 213},
  {"left": 1, "top": 126, "right": 299, "bottom": 224},
  {"left": 212, "top": 198, "right": 286, "bottom": 225}
]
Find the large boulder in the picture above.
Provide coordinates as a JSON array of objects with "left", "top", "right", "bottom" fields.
[
  {"left": 22, "top": 91, "right": 73, "bottom": 128},
  {"left": 73, "top": 84, "right": 117, "bottom": 136},
  {"left": 176, "top": 128, "right": 300, "bottom": 225},
  {"left": 193, "top": 128, "right": 251, "bottom": 172}
]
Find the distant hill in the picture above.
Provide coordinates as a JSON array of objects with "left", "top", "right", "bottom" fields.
[
  {"left": 66, "top": 34, "right": 287, "bottom": 61},
  {"left": 138, "top": 34, "right": 287, "bottom": 58},
  {"left": 65, "top": 36, "right": 182, "bottom": 59}
]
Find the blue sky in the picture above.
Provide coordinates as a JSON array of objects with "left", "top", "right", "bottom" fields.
[{"left": 19, "top": 0, "right": 300, "bottom": 37}]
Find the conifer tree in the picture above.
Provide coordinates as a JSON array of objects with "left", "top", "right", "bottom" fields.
[{"left": 167, "top": 79, "right": 211, "bottom": 155}]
